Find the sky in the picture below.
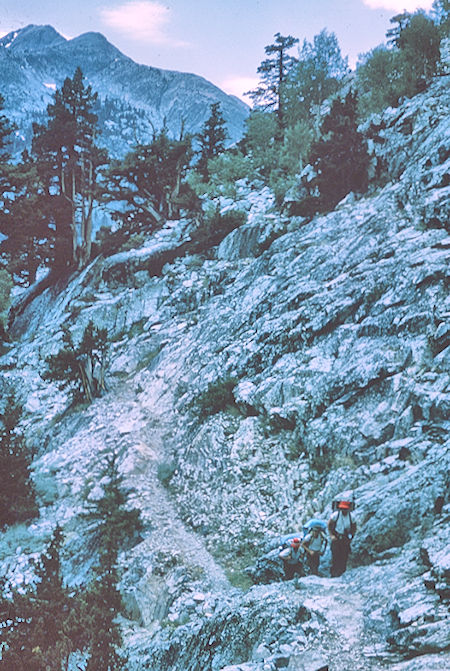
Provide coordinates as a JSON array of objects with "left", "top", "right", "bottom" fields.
[{"left": 0, "top": 0, "right": 436, "bottom": 101}]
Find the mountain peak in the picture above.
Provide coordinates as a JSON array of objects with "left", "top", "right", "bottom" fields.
[
  {"left": 0, "top": 22, "right": 249, "bottom": 156},
  {"left": 0, "top": 24, "right": 66, "bottom": 52},
  {"left": 67, "top": 31, "right": 122, "bottom": 57}
]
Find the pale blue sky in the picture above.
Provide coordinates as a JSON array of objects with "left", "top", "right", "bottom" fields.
[{"left": 0, "top": 1, "right": 435, "bottom": 100}]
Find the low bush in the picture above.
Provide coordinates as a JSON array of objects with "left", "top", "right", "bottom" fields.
[{"left": 188, "top": 375, "right": 239, "bottom": 419}]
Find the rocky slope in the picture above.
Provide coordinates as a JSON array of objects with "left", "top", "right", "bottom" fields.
[
  {"left": 0, "top": 74, "right": 449, "bottom": 670},
  {"left": 0, "top": 24, "right": 249, "bottom": 157}
]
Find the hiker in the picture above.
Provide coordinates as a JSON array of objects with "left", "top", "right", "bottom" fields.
[
  {"left": 279, "top": 537, "right": 304, "bottom": 580},
  {"left": 301, "top": 525, "right": 328, "bottom": 575},
  {"left": 328, "top": 501, "right": 356, "bottom": 577}
]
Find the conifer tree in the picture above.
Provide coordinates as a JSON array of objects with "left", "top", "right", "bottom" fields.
[
  {"left": 0, "top": 526, "right": 86, "bottom": 670},
  {"left": 0, "top": 95, "right": 21, "bottom": 275},
  {"left": 82, "top": 452, "right": 143, "bottom": 556},
  {"left": 384, "top": 11, "right": 441, "bottom": 98},
  {"left": 248, "top": 33, "right": 299, "bottom": 130},
  {"left": 0, "top": 392, "right": 38, "bottom": 529},
  {"left": 396, "top": 12, "right": 441, "bottom": 88},
  {"left": 0, "top": 151, "right": 53, "bottom": 286},
  {"left": 0, "top": 93, "right": 15, "bottom": 163},
  {"left": 81, "top": 453, "right": 143, "bottom": 670},
  {"left": 32, "top": 67, "right": 107, "bottom": 271},
  {"left": 41, "top": 320, "right": 108, "bottom": 404},
  {"left": 308, "top": 90, "right": 369, "bottom": 210},
  {"left": 386, "top": 12, "right": 412, "bottom": 47},
  {"left": 83, "top": 562, "right": 126, "bottom": 671},
  {"left": 356, "top": 45, "right": 400, "bottom": 115},
  {"left": 103, "top": 130, "right": 194, "bottom": 233},
  {"left": 196, "top": 102, "right": 228, "bottom": 180}
]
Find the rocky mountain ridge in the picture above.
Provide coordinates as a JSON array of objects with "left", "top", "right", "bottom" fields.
[
  {"left": 0, "top": 73, "right": 449, "bottom": 669},
  {"left": 0, "top": 24, "right": 249, "bottom": 157}
]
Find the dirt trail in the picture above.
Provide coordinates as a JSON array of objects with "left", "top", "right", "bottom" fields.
[
  {"left": 299, "top": 573, "right": 392, "bottom": 670},
  {"left": 93, "top": 380, "right": 392, "bottom": 668},
  {"left": 62, "top": 377, "right": 444, "bottom": 670},
  {"left": 114, "top": 379, "right": 398, "bottom": 669},
  {"left": 102, "top": 378, "right": 231, "bottom": 592}
]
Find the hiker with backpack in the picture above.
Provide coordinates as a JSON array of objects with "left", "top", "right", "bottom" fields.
[
  {"left": 328, "top": 500, "right": 356, "bottom": 577},
  {"left": 301, "top": 523, "right": 328, "bottom": 575},
  {"left": 279, "top": 537, "right": 304, "bottom": 580}
]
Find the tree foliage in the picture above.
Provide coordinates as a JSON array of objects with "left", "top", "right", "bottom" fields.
[
  {"left": 397, "top": 12, "right": 441, "bottom": 86},
  {"left": 0, "top": 526, "right": 86, "bottom": 670},
  {"left": 196, "top": 102, "right": 228, "bottom": 179},
  {"left": 82, "top": 453, "right": 143, "bottom": 557},
  {"left": 232, "top": 29, "right": 349, "bottom": 204},
  {"left": 357, "top": 10, "right": 442, "bottom": 114},
  {"left": 284, "top": 30, "right": 348, "bottom": 127},
  {"left": 103, "top": 130, "right": 196, "bottom": 234},
  {"left": 0, "top": 151, "right": 53, "bottom": 286},
  {"left": 308, "top": 90, "right": 369, "bottom": 210},
  {"left": 0, "top": 392, "right": 38, "bottom": 530},
  {"left": 0, "top": 267, "right": 12, "bottom": 339},
  {"left": 41, "top": 320, "right": 108, "bottom": 403},
  {"left": 81, "top": 453, "right": 143, "bottom": 670},
  {"left": 0, "top": 93, "right": 15, "bottom": 163},
  {"left": 247, "top": 33, "right": 299, "bottom": 130},
  {"left": 32, "top": 67, "right": 107, "bottom": 271}
]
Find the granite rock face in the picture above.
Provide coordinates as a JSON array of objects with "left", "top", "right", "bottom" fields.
[{"left": 1, "top": 76, "right": 449, "bottom": 670}]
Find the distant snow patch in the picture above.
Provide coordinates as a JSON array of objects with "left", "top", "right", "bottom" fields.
[{"left": 4, "top": 31, "right": 19, "bottom": 48}]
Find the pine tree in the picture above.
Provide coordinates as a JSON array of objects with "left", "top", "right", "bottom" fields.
[
  {"left": 386, "top": 12, "right": 412, "bottom": 47},
  {"left": 383, "top": 11, "right": 442, "bottom": 99},
  {"left": 83, "top": 562, "right": 126, "bottom": 671},
  {"left": 356, "top": 45, "right": 401, "bottom": 115},
  {"left": 247, "top": 33, "right": 299, "bottom": 130},
  {"left": 81, "top": 453, "right": 143, "bottom": 670},
  {"left": 102, "top": 130, "right": 194, "bottom": 234},
  {"left": 32, "top": 67, "right": 107, "bottom": 272},
  {"left": 41, "top": 320, "right": 108, "bottom": 404},
  {"left": 0, "top": 151, "right": 53, "bottom": 286},
  {"left": 196, "top": 102, "right": 228, "bottom": 180},
  {"left": 82, "top": 453, "right": 143, "bottom": 556},
  {"left": 0, "top": 392, "right": 38, "bottom": 529},
  {"left": 308, "top": 90, "right": 369, "bottom": 210},
  {"left": 0, "top": 526, "right": 86, "bottom": 670}
]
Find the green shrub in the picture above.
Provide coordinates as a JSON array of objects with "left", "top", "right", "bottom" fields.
[
  {"left": 203, "top": 150, "right": 253, "bottom": 198},
  {"left": 188, "top": 376, "right": 239, "bottom": 419},
  {"left": 93, "top": 226, "right": 147, "bottom": 258}
]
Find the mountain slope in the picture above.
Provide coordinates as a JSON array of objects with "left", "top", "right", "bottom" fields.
[
  {"left": 0, "top": 75, "right": 449, "bottom": 669},
  {"left": 0, "top": 24, "right": 249, "bottom": 156}
]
